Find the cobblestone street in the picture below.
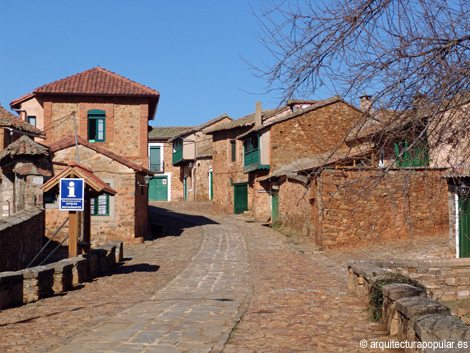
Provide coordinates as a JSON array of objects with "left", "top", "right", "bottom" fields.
[{"left": 0, "top": 202, "right": 450, "bottom": 352}]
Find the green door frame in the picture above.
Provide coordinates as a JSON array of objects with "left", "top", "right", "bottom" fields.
[
  {"left": 459, "top": 192, "right": 470, "bottom": 258},
  {"left": 233, "top": 182, "right": 248, "bottom": 214}
]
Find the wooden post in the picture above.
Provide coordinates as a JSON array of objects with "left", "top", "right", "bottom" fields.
[
  {"left": 82, "top": 196, "right": 91, "bottom": 254},
  {"left": 69, "top": 211, "right": 79, "bottom": 258}
]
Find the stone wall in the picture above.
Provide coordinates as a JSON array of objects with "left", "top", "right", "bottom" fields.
[
  {"left": 212, "top": 128, "right": 250, "bottom": 214},
  {"left": 349, "top": 262, "right": 470, "bottom": 353},
  {"left": 44, "top": 96, "right": 149, "bottom": 166},
  {"left": 317, "top": 168, "right": 448, "bottom": 248},
  {"left": 0, "top": 241, "right": 122, "bottom": 310},
  {"left": 47, "top": 144, "right": 146, "bottom": 244},
  {"left": 269, "top": 102, "right": 361, "bottom": 172},
  {"left": 277, "top": 178, "right": 310, "bottom": 234},
  {"left": 0, "top": 208, "right": 44, "bottom": 272},
  {"left": 161, "top": 141, "right": 184, "bottom": 201},
  {"left": 192, "top": 157, "right": 212, "bottom": 201}
]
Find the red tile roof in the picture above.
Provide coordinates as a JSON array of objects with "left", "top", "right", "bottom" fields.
[
  {"left": 41, "top": 162, "right": 117, "bottom": 195},
  {"left": 0, "top": 104, "right": 44, "bottom": 135},
  {"left": 44, "top": 135, "right": 153, "bottom": 174},
  {"left": 10, "top": 67, "right": 159, "bottom": 106},
  {"left": 0, "top": 135, "right": 49, "bottom": 162}
]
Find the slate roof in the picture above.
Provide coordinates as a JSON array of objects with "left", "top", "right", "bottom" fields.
[
  {"left": 167, "top": 114, "right": 233, "bottom": 142},
  {"left": 45, "top": 135, "right": 153, "bottom": 174},
  {"left": 0, "top": 104, "right": 44, "bottom": 136},
  {"left": 11, "top": 67, "right": 159, "bottom": 107},
  {"left": 149, "top": 126, "right": 192, "bottom": 141},
  {"left": 205, "top": 108, "right": 285, "bottom": 134}
]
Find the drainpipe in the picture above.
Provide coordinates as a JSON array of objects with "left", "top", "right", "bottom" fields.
[{"left": 12, "top": 108, "right": 27, "bottom": 121}]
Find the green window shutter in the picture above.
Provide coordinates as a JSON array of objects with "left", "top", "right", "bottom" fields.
[
  {"left": 230, "top": 140, "right": 236, "bottom": 162},
  {"left": 91, "top": 183, "right": 110, "bottom": 216},
  {"left": 88, "top": 109, "right": 106, "bottom": 142},
  {"left": 150, "top": 147, "right": 161, "bottom": 171}
]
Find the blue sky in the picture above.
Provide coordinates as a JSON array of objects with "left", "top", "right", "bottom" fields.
[{"left": 0, "top": 0, "right": 334, "bottom": 127}]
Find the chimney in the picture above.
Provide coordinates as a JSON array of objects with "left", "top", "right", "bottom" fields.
[
  {"left": 255, "top": 101, "right": 262, "bottom": 127},
  {"left": 359, "top": 94, "right": 373, "bottom": 113}
]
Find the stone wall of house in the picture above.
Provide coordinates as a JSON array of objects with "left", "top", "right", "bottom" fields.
[
  {"left": 2, "top": 173, "right": 45, "bottom": 217},
  {"left": 160, "top": 141, "right": 184, "bottom": 201},
  {"left": 46, "top": 145, "right": 146, "bottom": 244},
  {"left": 0, "top": 208, "right": 44, "bottom": 272},
  {"left": 277, "top": 178, "right": 311, "bottom": 234},
  {"left": 250, "top": 170, "right": 271, "bottom": 221},
  {"left": 317, "top": 169, "right": 448, "bottom": 248},
  {"left": 193, "top": 158, "right": 212, "bottom": 201},
  {"left": 269, "top": 102, "right": 361, "bottom": 172},
  {"left": 212, "top": 129, "right": 250, "bottom": 214},
  {"left": 43, "top": 96, "right": 149, "bottom": 166}
]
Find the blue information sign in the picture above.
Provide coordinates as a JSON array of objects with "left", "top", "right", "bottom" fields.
[{"left": 59, "top": 178, "right": 85, "bottom": 211}]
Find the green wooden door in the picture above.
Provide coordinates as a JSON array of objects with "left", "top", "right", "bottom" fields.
[
  {"left": 459, "top": 196, "right": 470, "bottom": 257},
  {"left": 184, "top": 178, "right": 187, "bottom": 201},
  {"left": 149, "top": 176, "right": 168, "bottom": 201},
  {"left": 234, "top": 184, "right": 248, "bottom": 214},
  {"left": 210, "top": 170, "right": 213, "bottom": 200},
  {"left": 272, "top": 192, "right": 279, "bottom": 221}
]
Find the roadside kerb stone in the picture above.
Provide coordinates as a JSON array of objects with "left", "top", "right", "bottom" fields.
[
  {"left": 21, "top": 266, "right": 55, "bottom": 303},
  {"left": 412, "top": 313, "right": 470, "bottom": 352},
  {"left": 382, "top": 283, "right": 426, "bottom": 336},
  {"left": 51, "top": 261, "right": 73, "bottom": 294},
  {"left": 0, "top": 271, "right": 23, "bottom": 309},
  {"left": 396, "top": 296, "right": 450, "bottom": 349}
]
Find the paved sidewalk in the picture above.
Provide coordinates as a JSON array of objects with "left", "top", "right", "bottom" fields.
[{"left": 49, "top": 218, "right": 250, "bottom": 353}]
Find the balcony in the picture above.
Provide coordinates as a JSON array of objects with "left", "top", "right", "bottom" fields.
[
  {"left": 172, "top": 149, "right": 183, "bottom": 166},
  {"left": 149, "top": 162, "right": 164, "bottom": 172}
]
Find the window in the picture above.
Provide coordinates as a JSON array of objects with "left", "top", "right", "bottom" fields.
[
  {"left": 149, "top": 146, "right": 162, "bottom": 171},
  {"left": 394, "top": 138, "right": 429, "bottom": 167},
  {"left": 27, "top": 116, "right": 36, "bottom": 127},
  {"left": 230, "top": 140, "right": 236, "bottom": 162},
  {"left": 88, "top": 109, "right": 105, "bottom": 142},
  {"left": 244, "top": 135, "right": 259, "bottom": 167},
  {"left": 91, "top": 192, "right": 109, "bottom": 216}
]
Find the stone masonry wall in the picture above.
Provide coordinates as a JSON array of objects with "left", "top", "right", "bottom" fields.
[
  {"left": 193, "top": 158, "right": 212, "bottom": 201},
  {"left": 317, "top": 169, "right": 448, "bottom": 248},
  {"left": 212, "top": 128, "right": 250, "bottom": 214},
  {"left": 44, "top": 96, "right": 149, "bottom": 166},
  {"left": 269, "top": 102, "right": 361, "bottom": 172},
  {"left": 0, "top": 208, "right": 44, "bottom": 272},
  {"left": 162, "top": 141, "right": 184, "bottom": 201},
  {"left": 46, "top": 145, "right": 145, "bottom": 244},
  {"left": 277, "top": 178, "right": 311, "bottom": 234}
]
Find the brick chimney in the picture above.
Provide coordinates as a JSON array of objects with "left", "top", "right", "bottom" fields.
[
  {"left": 255, "top": 101, "right": 262, "bottom": 127},
  {"left": 359, "top": 94, "right": 373, "bottom": 113}
]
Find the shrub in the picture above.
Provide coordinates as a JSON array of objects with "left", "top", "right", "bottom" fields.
[{"left": 368, "top": 273, "right": 427, "bottom": 322}]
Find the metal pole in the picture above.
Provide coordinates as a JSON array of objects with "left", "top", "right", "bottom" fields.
[{"left": 72, "top": 111, "right": 80, "bottom": 163}]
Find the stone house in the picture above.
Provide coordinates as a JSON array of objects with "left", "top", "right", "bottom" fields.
[
  {"left": 10, "top": 67, "right": 159, "bottom": 243},
  {"left": 207, "top": 97, "right": 362, "bottom": 217},
  {"left": 148, "top": 126, "right": 191, "bottom": 201},
  {"left": 168, "top": 114, "right": 232, "bottom": 202},
  {"left": 0, "top": 103, "right": 45, "bottom": 150},
  {"left": 256, "top": 96, "right": 449, "bottom": 249}
]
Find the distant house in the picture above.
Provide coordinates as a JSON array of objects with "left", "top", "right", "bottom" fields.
[
  {"left": 0, "top": 103, "right": 44, "bottom": 149},
  {"left": 168, "top": 114, "right": 232, "bottom": 201},
  {"left": 10, "top": 67, "right": 159, "bottom": 244},
  {"left": 148, "top": 126, "right": 191, "bottom": 201},
  {"left": 207, "top": 97, "right": 362, "bottom": 218}
]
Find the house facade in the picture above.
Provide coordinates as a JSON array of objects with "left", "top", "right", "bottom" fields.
[
  {"left": 10, "top": 67, "right": 159, "bottom": 243},
  {"left": 148, "top": 126, "right": 190, "bottom": 201},
  {"left": 208, "top": 97, "right": 362, "bottom": 218},
  {"left": 168, "top": 114, "right": 232, "bottom": 202}
]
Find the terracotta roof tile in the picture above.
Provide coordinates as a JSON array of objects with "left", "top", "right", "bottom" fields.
[
  {"left": 10, "top": 67, "right": 159, "bottom": 107},
  {"left": 34, "top": 67, "right": 159, "bottom": 96},
  {"left": 45, "top": 135, "right": 152, "bottom": 174},
  {"left": 0, "top": 135, "right": 49, "bottom": 162},
  {"left": 0, "top": 104, "right": 44, "bottom": 135}
]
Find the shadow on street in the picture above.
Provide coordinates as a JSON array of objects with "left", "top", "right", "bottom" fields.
[{"left": 148, "top": 204, "right": 219, "bottom": 239}]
